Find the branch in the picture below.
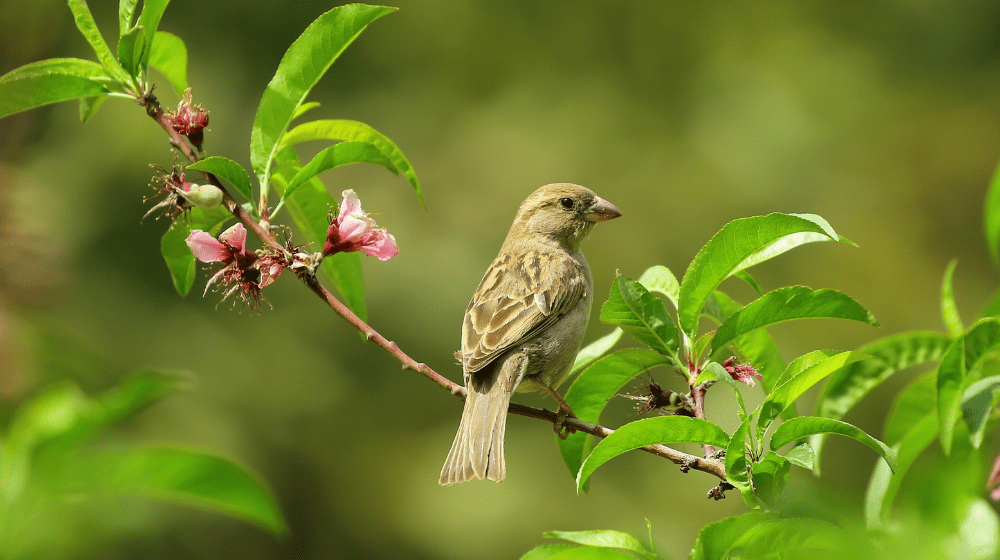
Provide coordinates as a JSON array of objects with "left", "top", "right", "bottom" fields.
[{"left": 140, "top": 93, "right": 727, "bottom": 483}]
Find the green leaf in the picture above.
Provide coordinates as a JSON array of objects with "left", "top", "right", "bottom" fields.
[
  {"left": 938, "top": 338, "right": 965, "bottom": 455},
  {"left": 187, "top": 156, "right": 255, "bottom": 204},
  {"left": 148, "top": 31, "right": 188, "bottom": 97},
  {"left": 982, "top": 286, "right": 1000, "bottom": 319},
  {"left": 68, "top": 0, "right": 132, "bottom": 84},
  {"left": 811, "top": 331, "right": 949, "bottom": 472},
  {"left": 558, "top": 349, "right": 672, "bottom": 483},
  {"left": 543, "top": 530, "right": 656, "bottom": 560},
  {"left": 724, "top": 517, "right": 845, "bottom": 558},
  {"left": 711, "top": 291, "right": 786, "bottom": 395},
  {"left": 577, "top": 416, "right": 728, "bottom": 491},
  {"left": 136, "top": 0, "right": 170, "bottom": 70},
  {"left": 284, "top": 141, "right": 396, "bottom": 201},
  {"left": 696, "top": 362, "right": 747, "bottom": 419},
  {"left": 569, "top": 329, "right": 624, "bottom": 377},
  {"left": 250, "top": 5, "right": 397, "bottom": 193},
  {"left": 865, "top": 412, "right": 938, "bottom": 527},
  {"left": 961, "top": 376, "right": 1000, "bottom": 448},
  {"left": 281, "top": 118, "right": 424, "bottom": 209},
  {"left": 725, "top": 413, "right": 758, "bottom": 509},
  {"left": 677, "top": 213, "right": 843, "bottom": 335},
  {"left": 637, "top": 265, "right": 679, "bottom": 309},
  {"left": 159, "top": 206, "right": 233, "bottom": 296},
  {"left": 600, "top": 275, "right": 680, "bottom": 359},
  {"left": 0, "top": 59, "right": 117, "bottom": 119},
  {"left": 271, "top": 147, "right": 366, "bottom": 320},
  {"left": 711, "top": 286, "right": 878, "bottom": 354},
  {"left": 548, "top": 548, "right": 640, "bottom": 560},
  {"left": 985, "top": 161, "right": 1000, "bottom": 267},
  {"left": 690, "top": 513, "right": 769, "bottom": 560},
  {"left": 78, "top": 94, "right": 106, "bottom": 123},
  {"left": 87, "top": 447, "right": 285, "bottom": 534},
  {"left": 884, "top": 373, "right": 937, "bottom": 446},
  {"left": 119, "top": 0, "right": 138, "bottom": 35},
  {"left": 963, "top": 318, "right": 1000, "bottom": 373},
  {"left": 751, "top": 452, "right": 790, "bottom": 505},
  {"left": 941, "top": 259, "right": 964, "bottom": 337},
  {"left": 756, "top": 351, "right": 870, "bottom": 440},
  {"left": 292, "top": 101, "right": 321, "bottom": 120},
  {"left": 733, "top": 270, "right": 764, "bottom": 296},
  {"left": 783, "top": 442, "right": 815, "bottom": 470},
  {"left": 116, "top": 25, "right": 146, "bottom": 79},
  {"left": 521, "top": 544, "right": 579, "bottom": 560},
  {"left": 770, "top": 416, "right": 896, "bottom": 472}
]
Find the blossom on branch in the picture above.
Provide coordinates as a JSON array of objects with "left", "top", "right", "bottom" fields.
[
  {"left": 143, "top": 163, "right": 222, "bottom": 222},
  {"left": 186, "top": 223, "right": 267, "bottom": 309},
  {"left": 166, "top": 88, "right": 210, "bottom": 150},
  {"left": 722, "top": 357, "right": 762, "bottom": 387},
  {"left": 322, "top": 190, "right": 398, "bottom": 261}
]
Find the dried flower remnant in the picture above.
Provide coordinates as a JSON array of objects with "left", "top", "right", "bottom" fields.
[
  {"left": 166, "top": 87, "right": 210, "bottom": 150},
  {"left": 722, "top": 357, "right": 762, "bottom": 387},
  {"left": 323, "top": 190, "right": 399, "bottom": 261},
  {"left": 623, "top": 376, "right": 694, "bottom": 416},
  {"left": 186, "top": 223, "right": 267, "bottom": 310},
  {"left": 143, "top": 162, "right": 222, "bottom": 222}
]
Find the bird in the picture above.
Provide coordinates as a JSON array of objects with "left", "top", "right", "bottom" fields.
[{"left": 439, "top": 183, "right": 622, "bottom": 485}]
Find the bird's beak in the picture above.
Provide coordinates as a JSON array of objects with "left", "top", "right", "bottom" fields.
[{"left": 585, "top": 196, "right": 622, "bottom": 222}]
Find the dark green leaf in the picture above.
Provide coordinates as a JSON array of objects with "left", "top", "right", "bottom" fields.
[
  {"left": 558, "top": 349, "right": 672, "bottom": 483},
  {"left": 677, "top": 213, "right": 843, "bottom": 334},
  {"left": 78, "top": 94, "right": 106, "bottom": 123},
  {"left": 281, "top": 118, "right": 424, "bottom": 209},
  {"left": 963, "top": 318, "right": 1000, "bottom": 373},
  {"left": 116, "top": 25, "right": 146, "bottom": 79},
  {"left": 961, "top": 376, "right": 1000, "bottom": 448},
  {"left": 600, "top": 275, "right": 680, "bottom": 359},
  {"left": 733, "top": 270, "right": 764, "bottom": 296},
  {"left": 119, "top": 0, "right": 138, "bottom": 36},
  {"left": 87, "top": 447, "right": 285, "bottom": 534},
  {"left": 756, "top": 351, "right": 869, "bottom": 440},
  {"left": 284, "top": 141, "right": 396, "bottom": 200},
  {"left": 725, "top": 413, "right": 758, "bottom": 509},
  {"left": 136, "top": 0, "right": 170, "bottom": 70},
  {"left": 520, "top": 544, "right": 579, "bottom": 560},
  {"left": 159, "top": 206, "right": 233, "bottom": 297},
  {"left": 941, "top": 259, "right": 963, "bottom": 337},
  {"left": 770, "top": 416, "right": 896, "bottom": 472},
  {"left": 543, "top": 530, "right": 656, "bottom": 560},
  {"left": 985, "top": 161, "right": 1000, "bottom": 267},
  {"left": 0, "top": 59, "right": 116, "bottom": 119},
  {"left": 812, "top": 331, "right": 949, "bottom": 472},
  {"left": 569, "top": 329, "right": 623, "bottom": 377},
  {"left": 712, "top": 286, "right": 877, "bottom": 354},
  {"left": 751, "top": 452, "right": 790, "bottom": 505},
  {"left": 865, "top": 413, "right": 937, "bottom": 527},
  {"left": 68, "top": 0, "right": 131, "bottom": 83},
  {"left": 250, "top": 6, "right": 396, "bottom": 191},
  {"left": 938, "top": 339, "right": 965, "bottom": 455},
  {"left": 577, "top": 416, "right": 728, "bottom": 491},
  {"left": 148, "top": 31, "right": 188, "bottom": 97},
  {"left": 783, "top": 442, "right": 815, "bottom": 470},
  {"left": 271, "top": 147, "right": 366, "bottom": 320},
  {"left": 187, "top": 156, "right": 255, "bottom": 204},
  {"left": 637, "top": 265, "right": 679, "bottom": 309}
]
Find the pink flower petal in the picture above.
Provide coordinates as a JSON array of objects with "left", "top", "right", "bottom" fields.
[
  {"left": 338, "top": 189, "right": 363, "bottom": 222},
  {"left": 219, "top": 223, "right": 247, "bottom": 252},
  {"left": 186, "top": 230, "right": 230, "bottom": 263},
  {"left": 361, "top": 229, "right": 399, "bottom": 261}
]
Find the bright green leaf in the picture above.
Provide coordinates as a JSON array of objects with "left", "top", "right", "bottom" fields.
[
  {"left": 577, "top": 416, "right": 728, "bottom": 491},
  {"left": 148, "top": 31, "right": 188, "bottom": 97},
  {"left": 961, "top": 376, "right": 1000, "bottom": 448},
  {"left": 548, "top": 548, "right": 640, "bottom": 560},
  {"left": 712, "top": 286, "right": 877, "bottom": 354},
  {"left": 159, "top": 206, "right": 233, "bottom": 297},
  {"left": 711, "top": 291, "right": 786, "bottom": 395},
  {"left": 284, "top": 141, "right": 396, "bottom": 201},
  {"left": 78, "top": 94, "right": 106, "bottom": 123},
  {"left": 941, "top": 259, "right": 964, "bottom": 337},
  {"left": 136, "top": 0, "right": 170, "bottom": 70},
  {"left": 637, "top": 265, "right": 679, "bottom": 309},
  {"left": 984, "top": 162, "right": 1000, "bottom": 267},
  {"left": 558, "top": 349, "right": 672, "bottom": 484},
  {"left": 865, "top": 412, "right": 938, "bottom": 527},
  {"left": 281, "top": 118, "right": 424, "bottom": 209},
  {"left": 116, "top": 25, "right": 146, "bottom": 79},
  {"left": 725, "top": 413, "right": 758, "bottom": 509},
  {"left": 725, "top": 517, "right": 845, "bottom": 557},
  {"left": 187, "top": 156, "right": 255, "bottom": 204},
  {"left": 569, "top": 329, "right": 623, "bottom": 377},
  {"left": 68, "top": 0, "right": 132, "bottom": 84},
  {"left": 543, "top": 530, "right": 656, "bottom": 560},
  {"left": 521, "top": 544, "right": 579, "bottom": 560},
  {"left": 119, "top": 0, "right": 138, "bottom": 36},
  {"left": 884, "top": 373, "right": 937, "bottom": 447},
  {"left": 770, "top": 416, "right": 896, "bottom": 472},
  {"left": 783, "top": 442, "right": 815, "bottom": 470},
  {"left": 938, "top": 338, "right": 965, "bottom": 455},
  {"left": 677, "top": 213, "right": 843, "bottom": 334},
  {"left": 600, "top": 275, "right": 680, "bottom": 359},
  {"left": 690, "top": 513, "right": 770, "bottom": 560},
  {"left": 733, "top": 270, "right": 764, "bottom": 296},
  {"left": 696, "top": 362, "right": 747, "bottom": 419},
  {"left": 0, "top": 59, "right": 117, "bottom": 119},
  {"left": 751, "top": 452, "right": 790, "bottom": 505},
  {"left": 292, "top": 101, "right": 321, "bottom": 120},
  {"left": 250, "top": 5, "right": 396, "bottom": 194}
]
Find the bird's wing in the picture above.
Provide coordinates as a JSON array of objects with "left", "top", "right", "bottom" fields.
[{"left": 462, "top": 250, "right": 587, "bottom": 373}]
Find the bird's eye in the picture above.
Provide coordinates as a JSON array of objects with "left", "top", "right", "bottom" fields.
[{"left": 559, "top": 197, "right": 575, "bottom": 210}]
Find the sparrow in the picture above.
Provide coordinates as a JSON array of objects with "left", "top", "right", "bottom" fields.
[{"left": 439, "top": 183, "right": 622, "bottom": 485}]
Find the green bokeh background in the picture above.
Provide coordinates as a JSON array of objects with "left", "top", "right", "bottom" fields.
[{"left": 2, "top": 0, "right": 1000, "bottom": 558}]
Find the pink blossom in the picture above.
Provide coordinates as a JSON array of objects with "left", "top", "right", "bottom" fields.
[
  {"left": 723, "top": 357, "right": 762, "bottom": 387},
  {"left": 322, "top": 190, "right": 399, "bottom": 261},
  {"left": 185, "top": 223, "right": 266, "bottom": 309},
  {"left": 988, "top": 453, "right": 1000, "bottom": 501},
  {"left": 168, "top": 88, "right": 210, "bottom": 148}
]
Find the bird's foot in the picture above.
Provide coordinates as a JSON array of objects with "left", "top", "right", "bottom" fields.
[{"left": 544, "top": 387, "right": 577, "bottom": 439}]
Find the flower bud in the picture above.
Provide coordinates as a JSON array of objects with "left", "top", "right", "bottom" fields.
[{"left": 180, "top": 183, "right": 223, "bottom": 209}]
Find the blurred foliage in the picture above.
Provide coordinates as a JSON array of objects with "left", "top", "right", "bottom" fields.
[{"left": 2, "top": 0, "right": 1000, "bottom": 558}]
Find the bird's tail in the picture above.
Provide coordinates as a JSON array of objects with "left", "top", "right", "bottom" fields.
[{"left": 439, "top": 367, "right": 516, "bottom": 485}]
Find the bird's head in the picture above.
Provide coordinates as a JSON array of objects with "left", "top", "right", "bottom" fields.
[{"left": 510, "top": 183, "right": 622, "bottom": 250}]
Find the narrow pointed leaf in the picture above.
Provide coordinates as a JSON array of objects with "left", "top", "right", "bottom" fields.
[
  {"left": 600, "top": 275, "right": 680, "bottom": 358},
  {"left": 149, "top": 31, "right": 188, "bottom": 97},
  {"left": 711, "top": 291, "right": 786, "bottom": 394},
  {"left": 961, "top": 376, "right": 1000, "bottom": 448},
  {"left": 751, "top": 452, "right": 791, "bottom": 505},
  {"left": 734, "top": 270, "right": 764, "bottom": 296},
  {"left": 116, "top": 25, "right": 146, "bottom": 78},
  {"left": 250, "top": 5, "right": 396, "bottom": 191},
  {"left": 0, "top": 59, "right": 117, "bottom": 119},
  {"left": 187, "top": 156, "right": 254, "bottom": 204},
  {"left": 938, "top": 339, "right": 965, "bottom": 455},
  {"left": 712, "top": 286, "right": 877, "bottom": 354},
  {"left": 79, "top": 94, "right": 106, "bottom": 123},
  {"left": 558, "top": 349, "right": 672, "bottom": 483},
  {"left": 884, "top": 373, "right": 937, "bottom": 446},
  {"left": 136, "top": 0, "right": 170, "bottom": 70},
  {"left": 941, "top": 259, "right": 963, "bottom": 337},
  {"left": 159, "top": 206, "right": 233, "bottom": 296},
  {"left": 68, "top": 0, "right": 132, "bottom": 83},
  {"left": 284, "top": 141, "right": 396, "bottom": 201},
  {"left": 725, "top": 413, "right": 758, "bottom": 508},
  {"left": 695, "top": 362, "right": 747, "bottom": 419},
  {"left": 577, "top": 416, "right": 728, "bottom": 491},
  {"left": 783, "top": 442, "right": 815, "bottom": 470},
  {"left": 771, "top": 416, "right": 896, "bottom": 472},
  {"left": 119, "top": 0, "right": 139, "bottom": 36},
  {"left": 985, "top": 162, "right": 1000, "bottom": 267},
  {"left": 569, "top": 329, "right": 624, "bottom": 377},
  {"left": 637, "top": 265, "right": 679, "bottom": 309},
  {"left": 86, "top": 448, "right": 285, "bottom": 534},
  {"left": 756, "top": 351, "right": 869, "bottom": 440},
  {"left": 678, "top": 213, "right": 843, "bottom": 334},
  {"left": 543, "top": 530, "right": 656, "bottom": 560},
  {"left": 865, "top": 412, "right": 938, "bottom": 527},
  {"left": 281, "top": 118, "right": 423, "bottom": 208},
  {"left": 292, "top": 101, "right": 322, "bottom": 120}
]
